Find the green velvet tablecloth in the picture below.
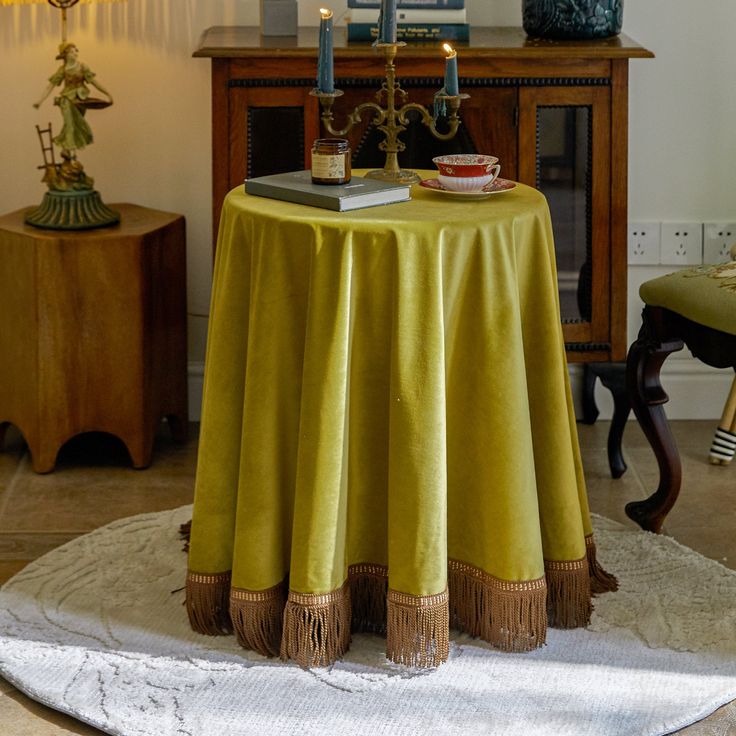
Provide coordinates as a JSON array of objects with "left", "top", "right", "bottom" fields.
[{"left": 186, "top": 172, "right": 616, "bottom": 668}]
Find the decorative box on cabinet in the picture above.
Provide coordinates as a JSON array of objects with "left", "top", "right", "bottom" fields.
[
  {"left": 0, "top": 204, "right": 188, "bottom": 473},
  {"left": 194, "top": 26, "right": 652, "bottom": 364}
]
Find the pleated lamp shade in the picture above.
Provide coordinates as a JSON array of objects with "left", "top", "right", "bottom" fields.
[
  {"left": 2, "top": 0, "right": 124, "bottom": 41},
  {"left": 0, "top": 0, "right": 122, "bottom": 5}
]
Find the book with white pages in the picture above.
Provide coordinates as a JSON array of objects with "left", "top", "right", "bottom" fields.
[
  {"left": 244, "top": 170, "right": 412, "bottom": 212},
  {"left": 349, "top": 7, "right": 467, "bottom": 22},
  {"left": 348, "top": 0, "right": 465, "bottom": 7}
]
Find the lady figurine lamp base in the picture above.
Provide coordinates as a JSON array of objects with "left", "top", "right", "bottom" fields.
[
  {"left": 25, "top": 187, "right": 120, "bottom": 231},
  {"left": 27, "top": 40, "right": 119, "bottom": 230}
]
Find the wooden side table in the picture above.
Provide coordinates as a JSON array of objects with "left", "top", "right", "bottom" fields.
[{"left": 0, "top": 204, "right": 188, "bottom": 473}]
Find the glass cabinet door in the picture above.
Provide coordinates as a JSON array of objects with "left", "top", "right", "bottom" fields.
[
  {"left": 518, "top": 86, "right": 611, "bottom": 354},
  {"left": 229, "top": 85, "right": 322, "bottom": 184}
]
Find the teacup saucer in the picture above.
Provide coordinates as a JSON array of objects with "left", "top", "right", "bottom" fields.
[{"left": 418, "top": 177, "right": 516, "bottom": 199}]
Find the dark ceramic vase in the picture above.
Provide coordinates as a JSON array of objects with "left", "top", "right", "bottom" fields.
[{"left": 522, "top": 0, "right": 623, "bottom": 39}]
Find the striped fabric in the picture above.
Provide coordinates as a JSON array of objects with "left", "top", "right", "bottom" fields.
[{"left": 709, "top": 427, "right": 736, "bottom": 464}]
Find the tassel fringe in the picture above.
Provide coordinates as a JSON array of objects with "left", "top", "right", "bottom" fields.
[
  {"left": 544, "top": 558, "right": 592, "bottom": 629},
  {"left": 448, "top": 560, "right": 547, "bottom": 652},
  {"left": 280, "top": 583, "right": 352, "bottom": 668},
  {"left": 585, "top": 534, "right": 619, "bottom": 594},
  {"left": 230, "top": 581, "right": 287, "bottom": 657},
  {"left": 349, "top": 563, "right": 388, "bottom": 634},
  {"left": 185, "top": 571, "right": 233, "bottom": 636},
  {"left": 386, "top": 589, "right": 449, "bottom": 668},
  {"left": 186, "top": 553, "right": 602, "bottom": 665},
  {"left": 179, "top": 520, "right": 191, "bottom": 552}
]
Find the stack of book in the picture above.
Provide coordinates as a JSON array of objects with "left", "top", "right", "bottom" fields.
[
  {"left": 244, "top": 170, "right": 412, "bottom": 212},
  {"left": 347, "top": 0, "right": 468, "bottom": 43}
]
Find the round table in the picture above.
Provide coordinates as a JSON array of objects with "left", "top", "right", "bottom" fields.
[{"left": 185, "top": 171, "right": 617, "bottom": 668}]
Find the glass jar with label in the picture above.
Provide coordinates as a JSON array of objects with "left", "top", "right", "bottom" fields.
[{"left": 311, "top": 138, "right": 351, "bottom": 185}]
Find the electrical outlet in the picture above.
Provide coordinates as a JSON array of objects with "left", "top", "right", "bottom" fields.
[
  {"left": 660, "top": 222, "right": 702, "bottom": 265},
  {"left": 703, "top": 222, "right": 736, "bottom": 264},
  {"left": 628, "top": 222, "right": 660, "bottom": 264}
]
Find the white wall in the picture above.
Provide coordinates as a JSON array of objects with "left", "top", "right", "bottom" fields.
[
  {"left": 595, "top": 1, "right": 736, "bottom": 419},
  {"left": 1, "top": 1, "right": 733, "bottom": 419}
]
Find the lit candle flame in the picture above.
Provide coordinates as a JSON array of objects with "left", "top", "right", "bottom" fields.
[
  {"left": 443, "top": 43, "right": 456, "bottom": 58},
  {"left": 320, "top": 8, "right": 333, "bottom": 18}
]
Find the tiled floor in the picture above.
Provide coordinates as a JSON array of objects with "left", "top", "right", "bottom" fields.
[{"left": 0, "top": 420, "right": 734, "bottom": 734}]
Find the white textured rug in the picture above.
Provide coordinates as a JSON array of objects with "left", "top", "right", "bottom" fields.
[{"left": 1, "top": 507, "right": 735, "bottom": 736}]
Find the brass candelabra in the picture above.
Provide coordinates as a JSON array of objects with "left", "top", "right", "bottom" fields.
[{"left": 310, "top": 42, "right": 469, "bottom": 184}]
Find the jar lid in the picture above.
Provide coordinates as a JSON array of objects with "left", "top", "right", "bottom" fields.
[{"left": 314, "top": 137, "right": 350, "bottom": 150}]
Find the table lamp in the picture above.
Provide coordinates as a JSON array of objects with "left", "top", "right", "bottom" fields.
[{"left": 3, "top": 0, "right": 124, "bottom": 229}]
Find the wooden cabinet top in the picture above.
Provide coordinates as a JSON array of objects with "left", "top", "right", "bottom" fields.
[{"left": 194, "top": 26, "right": 653, "bottom": 60}]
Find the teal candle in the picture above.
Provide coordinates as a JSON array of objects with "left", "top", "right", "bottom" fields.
[
  {"left": 317, "top": 8, "right": 334, "bottom": 93},
  {"left": 378, "top": 0, "right": 397, "bottom": 44},
  {"left": 443, "top": 43, "right": 459, "bottom": 96}
]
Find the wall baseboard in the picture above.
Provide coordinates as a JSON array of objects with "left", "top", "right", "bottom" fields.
[
  {"left": 569, "top": 360, "right": 733, "bottom": 422},
  {"left": 188, "top": 359, "right": 734, "bottom": 424}
]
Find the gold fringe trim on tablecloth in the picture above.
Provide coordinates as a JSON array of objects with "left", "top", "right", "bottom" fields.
[
  {"left": 544, "top": 557, "right": 592, "bottom": 629},
  {"left": 386, "top": 588, "right": 450, "bottom": 668},
  {"left": 348, "top": 563, "right": 388, "bottom": 634},
  {"left": 230, "top": 580, "right": 288, "bottom": 657},
  {"left": 280, "top": 582, "right": 352, "bottom": 668},
  {"left": 186, "top": 548, "right": 608, "bottom": 666},
  {"left": 448, "top": 560, "right": 547, "bottom": 652},
  {"left": 185, "top": 571, "right": 233, "bottom": 636},
  {"left": 585, "top": 534, "right": 619, "bottom": 594}
]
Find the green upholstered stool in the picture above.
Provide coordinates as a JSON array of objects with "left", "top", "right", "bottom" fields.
[
  {"left": 625, "top": 256, "right": 736, "bottom": 533},
  {"left": 640, "top": 263, "right": 736, "bottom": 336}
]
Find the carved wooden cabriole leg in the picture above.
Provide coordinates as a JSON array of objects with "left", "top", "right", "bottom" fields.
[
  {"left": 581, "top": 364, "right": 600, "bottom": 425},
  {"left": 166, "top": 413, "right": 189, "bottom": 443},
  {"left": 606, "top": 369, "right": 631, "bottom": 480},
  {"left": 596, "top": 363, "right": 629, "bottom": 479},
  {"left": 625, "top": 306, "right": 684, "bottom": 533}
]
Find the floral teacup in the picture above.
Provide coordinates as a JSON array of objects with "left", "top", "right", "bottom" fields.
[{"left": 433, "top": 154, "right": 501, "bottom": 192}]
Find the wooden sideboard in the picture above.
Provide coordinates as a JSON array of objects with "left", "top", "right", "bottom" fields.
[{"left": 194, "top": 26, "right": 652, "bottom": 363}]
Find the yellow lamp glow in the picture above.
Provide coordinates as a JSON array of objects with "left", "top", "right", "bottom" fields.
[{"left": 1, "top": 0, "right": 124, "bottom": 42}]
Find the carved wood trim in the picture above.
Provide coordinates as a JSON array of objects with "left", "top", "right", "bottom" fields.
[
  {"left": 564, "top": 342, "right": 612, "bottom": 352},
  {"left": 228, "top": 77, "right": 612, "bottom": 89},
  {"left": 625, "top": 306, "right": 685, "bottom": 533}
]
